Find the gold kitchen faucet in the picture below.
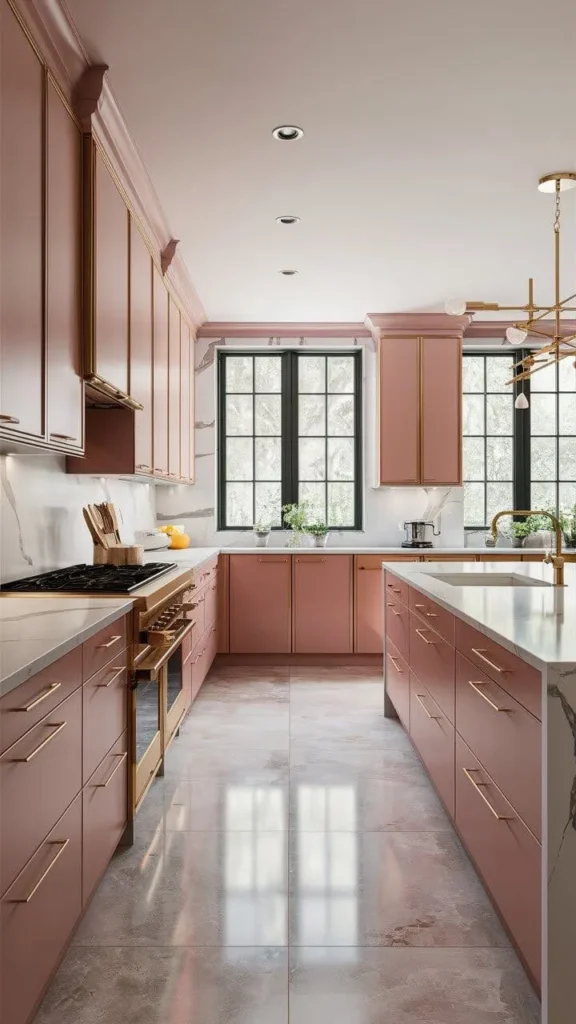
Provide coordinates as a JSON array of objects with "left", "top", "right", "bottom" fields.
[{"left": 490, "top": 510, "right": 565, "bottom": 587}]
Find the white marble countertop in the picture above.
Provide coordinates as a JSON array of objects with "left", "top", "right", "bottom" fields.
[
  {"left": 382, "top": 559, "right": 576, "bottom": 670},
  {"left": 0, "top": 597, "right": 133, "bottom": 697},
  {"left": 143, "top": 547, "right": 220, "bottom": 567},
  {"left": 216, "top": 545, "right": 556, "bottom": 555}
]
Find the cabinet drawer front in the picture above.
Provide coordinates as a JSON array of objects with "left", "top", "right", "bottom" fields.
[
  {"left": 0, "top": 647, "right": 81, "bottom": 755},
  {"left": 83, "top": 616, "right": 128, "bottom": 682},
  {"left": 0, "top": 688, "right": 82, "bottom": 895},
  {"left": 455, "top": 735, "right": 541, "bottom": 986},
  {"left": 83, "top": 732, "right": 128, "bottom": 906},
  {"left": 182, "top": 584, "right": 205, "bottom": 652},
  {"left": 455, "top": 618, "right": 541, "bottom": 720},
  {"left": 409, "top": 614, "right": 455, "bottom": 723},
  {"left": 204, "top": 579, "right": 218, "bottom": 630},
  {"left": 385, "top": 639, "right": 410, "bottom": 731},
  {"left": 409, "top": 673, "right": 455, "bottom": 817},
  {"left": 191, "top": 625, "right": 218, "bottom": 701},
  {"left": 409, "top": 589, "right": 454, "bottom": 644},
  {"left": 455, "top": 653, "right": 541, "bottom": 839},
  {"left": 0, "top": 795, "right": 82, "bottom": 1024},
  {"left": 83, "top": 651, "right": 128, "bottom": 784},
  {"left": 194, "top": 556, "right": 218, "bottom": 590},
  {"left": 384, "top": 571, "right": 409, "bottom": 608},
  {"left": 384, "top": 597, "right": 410, "bottom": 661}
]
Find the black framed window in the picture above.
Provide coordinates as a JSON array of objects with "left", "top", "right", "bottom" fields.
[
  {"left": 218, "top": 350, "right": 362, "bottom": 530},
  {"left": 463, "top": 351, "right": 576, "bottom": 528}
]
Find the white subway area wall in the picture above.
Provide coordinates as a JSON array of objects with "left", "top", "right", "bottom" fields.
[
  {"left": 0, "top": 454, "right": 156, "bottom": 584},
  {"left": 156, "top": 336, "right": 465, "bottom": 547}
]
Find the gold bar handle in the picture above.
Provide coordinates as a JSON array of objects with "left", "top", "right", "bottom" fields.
[
  {"left": 386, "top": 603, "right": 402, "bottom": 617},
  {"left": 471, "top": 648, "right": 508, "bottom": 673},
  {"left": 414, "top": 604, "right": 438, "bottom": 618},
  {"left": 386, "top": 652, "right": 403, "bottom": 673},
  {"left": 0, "top": 414, "right": 20, "bottom": 424},
  {"left": 462, "top": 768, "right": 513, "bottom": 820},
  {"left": 93, "top": 752, "right": 128, "bottom": 788},
  {"left": 49, "top": 432, "right": 77, "bottom": 441},
  {"left": 95, "top": 666, "right": 125, "bottom": 689},
  {"left": 8, "top": 840, "right": 70, "bottom": 903},
  {"left": 13, "top": 681, "right": 61, "bottom": 712},
  {"left": 415, "top": 628, "right": 438, "bottom": 645},
  {"left": 386, "top": 585, "right": 401, "bottom": 593},
  {"left": 11, "top": 722, "right": 66, "bottom": 762},
  {"left": 468, "top": 680, "right": 510, "bottom": 713},
  {"left": 259, "top": 558, "right": 288, "bottom": 562},
  {"left": 97, "top": 634, "right": 122, "bottom": 649},
  {"left": 415, "top": 693, "right": 441, "bottom": 720}
]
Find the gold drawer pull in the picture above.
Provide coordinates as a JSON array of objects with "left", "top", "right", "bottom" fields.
[
  {"left": 471, "top": 648, "right": 508, "bottom": 673},
  {"left": 97, "top": 634, "right": 122, "bottom": 649},
  {"left": 386, "top": 653, "right": 403, "bottom": 673},
  {"left": 386, "top": 603, "right": 402, "bottom": 617},
  {"left": 8, "top": 839, "right": 70, "bottom": 903},
  {"left": 93, "top": 752, "right": 127, "bottom": 788},
  {"left": 468, "top": 680, "right": 511, "bottom": 713},
  {"left": 0, "top": 413, "right": 20, "bottom": 424},
  {"left": 11, "top": 721, "right": 67, "bottom": 762},
  {"left": 49, "top": 432, "right": 77, "bottom": 441},
  {"left": 137, "top": 464, "right": 152, "bottom": 470},
  {"left": 462, "top": 768, "right": 513, "bottom": 820},
  {"left": 259, "top": 558, "right": 288, "bottom": 562},
  {"left": 414, "top": 603, "right": 438, "bottom": 618},
  {"left": 415, "top": 628, "right": 438, "bottom": 645},
  {"left": 95, "top": 666, "right": 125, "bottom": 688},
  {"left": 13, "top": 681, "right": 61, "bottom": 712},
  {"left": 415, "top": 693, "right": 441, "bottom": 720}
]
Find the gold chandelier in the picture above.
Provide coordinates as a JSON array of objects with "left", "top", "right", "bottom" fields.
[{"left": 446, "top": 171, "right": 576, "bottom": 384}]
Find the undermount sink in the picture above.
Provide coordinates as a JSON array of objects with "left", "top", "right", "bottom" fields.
[{"left": 427, "top": 572, "right": 553, "bottom": 588}]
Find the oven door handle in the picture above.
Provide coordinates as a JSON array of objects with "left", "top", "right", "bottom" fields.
[{"left": 134, "top": 618, "right": 195, "bottom": 680}]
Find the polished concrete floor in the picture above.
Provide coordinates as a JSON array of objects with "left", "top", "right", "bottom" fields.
[{"left": 35, "top": 665, "right": 539, "bottom": 1023}]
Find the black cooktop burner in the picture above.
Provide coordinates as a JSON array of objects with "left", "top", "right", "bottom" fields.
[
  {"left": 401, "top": 541, "right": 434, "bottom": 548},
  {"left": 0, "top": 563, "right": 177, "bottom": 594}
]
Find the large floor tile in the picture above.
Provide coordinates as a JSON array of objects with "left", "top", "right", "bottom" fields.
[
  {"left": 289, "top": 666, "right": 383, "bottom": 684},
  {"left": 289, "top": 711, "right": 411, "bottom": 751},
  {"left": 288, "top": 947, "right": 539, "bottom": 1024},
  {"left": 164, "top": 737, "right": 289, "bottom": 781},
  {"left": 289, "top": 830, "right": 509, "bottom": 947},
  {"left": 73, "top": 830, "right": 288, "bottom": 947},
  {"left": 289, "top": 776, "right": 450, "bottom": 832},
  {"left": 35, "top": 946, "right": 288, "bottom": 1024},
  {"left": 137, "top": 778, "right": 288, "bottom": 832},
  {"left": 289, "top": 681, "right": 383, "bottom": 710},
  {"left": 290, "top": 741, "right": 423, "bottom": 782}
]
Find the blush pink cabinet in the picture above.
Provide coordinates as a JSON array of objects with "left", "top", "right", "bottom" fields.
[
  {"left": 378, "top": 336, "right": 462, "bottom": 486},
  {"left": 153, "top": 266, "right": 169, "bottom": 476},
  {"left": 129, "top": 217, "right": 153, "bottom": 475},
  {"left": 168, "top": 296, "right": 181, "bottom": 479},
  {"left": 355, "top": 558, "right": 384, "bottom": 653},
  {"left": 379, "top": 337, "right": 420, "bottom": 484},
  {"left": 180, "top": 318, "right": 194, "bottom": 483},
  {"left": 229, "top": 555, "right": 292, "bottom": 653},
  {"left": 0, "top": 0, "right": 45, "bottom": 441},
  {"left": 293, "top": 555, "right": 353, "bottom": 654}
]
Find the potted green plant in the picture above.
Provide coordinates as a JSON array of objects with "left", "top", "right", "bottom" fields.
[
  {"left": 307, "top": 522, "right": 330, "bottom": 548},
  {"left": 560, "top": 505, "right": 576, "bottom": 548},
  {"left": 252, "top": 520, "right": 271, "bottom": 548},
  {"left": 282, "top": 502, "right": 310, "bottom": 547},
  {"left": 508, "top": 520, "right": 532, "bottom": 548}
]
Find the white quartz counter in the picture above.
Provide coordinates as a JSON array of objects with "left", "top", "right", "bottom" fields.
[
  {"left": 143, "top": 547, "right": 220, "bottom": 568},
  {"left": 382, "top": 558, "right": 576, "bottom": 670},
  {"left": 0, "top": 597, "right": 133, "bottom": 697},
  {"left": 214, "top": 545, "right": 555, "bottom": 555}
]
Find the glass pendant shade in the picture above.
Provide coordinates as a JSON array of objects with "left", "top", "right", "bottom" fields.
[
  {"left": 444, "top": 298, "right": 467, "bottom": 316},
  {"left": 506, "top": 326, "right": 528, "bottom": 345},
  {"left": 515, "top": 392, "right": 529, "bottom": 409}
]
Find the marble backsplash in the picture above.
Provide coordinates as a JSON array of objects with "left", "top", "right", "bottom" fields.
[
  {"left": 156, "top": 334, "right": 465, "bottom": 548},
  {"left": 0, "top": 454, "right": 156, "bottom": 583}
]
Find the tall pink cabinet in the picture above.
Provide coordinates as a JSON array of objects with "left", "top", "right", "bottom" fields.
[{"left": 370, "top": 313, "right": 469, "bottom": 487}]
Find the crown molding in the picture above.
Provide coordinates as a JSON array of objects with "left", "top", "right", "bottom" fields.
[
  {"left": 365, "top": 312, "right": 473, "bottom": 340},
  {"left": 197, "top": 321, "right": 371, "bottom": 339},
  {"left": 10, "top": 0, "right": 206, "bottom": 330},
  {"left": 465, "top": 318, "right": 576, "bottom": 338}
]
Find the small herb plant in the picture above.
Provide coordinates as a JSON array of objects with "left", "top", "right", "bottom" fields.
[
  {"left": 560, "top": 505, "right": 576, "bottom": 547},
  {"left": 509, "top": 520, "right": 532, "bottom": 539},
  {"left": 253, "top": 520, "right": 271, "bottom": 535},
  {"left": 306, "top": 522, "right": 329, "bottom": 537},
  {"left": 283, "top": 503, "right": 310, "bottom": 532}
]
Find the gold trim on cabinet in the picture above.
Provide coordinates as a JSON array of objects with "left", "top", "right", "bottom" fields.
[
  {"left": 12, "top": 681, "right": 61, "bottom": 712},
  {"left": 468, "top": 680, "right": 511, "bottom": 712},
  {"left": 92, "top": 752, "right": 128, "bottom": 788},
  {"left": 10, "top": 721, "right": 67, "bottom": 762}
]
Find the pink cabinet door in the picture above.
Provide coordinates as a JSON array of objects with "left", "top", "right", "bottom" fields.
[
  {"left": 410, "top": 672, "right": 455, "bottom": 817},
  {"left": 355, "top": 564, "right": 383, "bottom": 653},
  {"left": 293, "top": 555, "right": 353, "bottom": 654},
  {"left": 93, "top": 147, "right": 129, "bottom": 395},
  {"left": 46, "top": 79, "right": 83, "bottom": 451},
  {"left": 385, "top": 639, "right": 409, "bottom": 730},
  {"left": 229, "top": 555, "right": 292, "bottom": 654},
  {"left": 180, "top": 318, "right": 192, "bottom": 482},
  {"left": 168, "top": 296, "right": 181, "bottom": 479},
  {"left": 379, "top": 337, "right": 419, "bottom": 484},
  {"left": 83, "top": 652, "right": 128, "bottom": 784},
  {"left": 420, "top": 336, "right": 462, "bottom": 485},
  {"left": 1, "top": 794, "right": 82, "bottom": 1024},
  {"left": 83, "top": 731, "right": 128, "bottom": 905},
  {"left": 152, "top": 266, "right": 169, "bottom": 476},
  {"left": 0, "top": 0, "right": 44, "bottom": 439},
  {"left": 129, "top": 217, "right": 153, "bottom": 474}
]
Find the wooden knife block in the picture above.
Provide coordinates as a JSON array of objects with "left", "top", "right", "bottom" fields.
[{"left": 93, "top": 544, "right": 144, "bottom": 566}]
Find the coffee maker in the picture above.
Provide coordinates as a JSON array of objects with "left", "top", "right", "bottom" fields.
[{"left": 401, "top": 520, "right": 440, "bottom": 549}]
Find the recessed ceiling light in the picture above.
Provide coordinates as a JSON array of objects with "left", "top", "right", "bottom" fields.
[
  {"left": 280, "top": 269, "right": 298, "bottom": 276},
  {"left": 272, "top": 125, "right": 304, "bottom": 141},
  {"left": 276, "top": 215, "right": 300, "bottom": 225}
]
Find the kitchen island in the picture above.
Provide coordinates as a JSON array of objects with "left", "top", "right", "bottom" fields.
[{"left": 382, "top": 559, "right": 576, "bottom": 1024}]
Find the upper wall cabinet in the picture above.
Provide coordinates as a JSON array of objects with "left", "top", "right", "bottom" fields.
[
  {"left": 129, "top": 217, "right": 153, "bottom": 475},
  {"left": 83, "top": 141, "right": 134, "bottom": 407},
  {"left": 378, "top": 335, "right": 462, "bottom": 486},
  {"left": 168, "top": 296, "right": 181, "bottom": 480},
  {"left": 0, "top": 0, "right": 84, "bottom": 454}
]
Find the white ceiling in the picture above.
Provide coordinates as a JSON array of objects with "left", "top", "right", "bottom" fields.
[{"left": 64, "top": 0, "right": 576, "bottom": 322}]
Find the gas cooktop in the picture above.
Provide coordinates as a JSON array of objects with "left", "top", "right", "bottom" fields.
[{"left": 0, "top": 563, "right": 177, "bottom": 594}]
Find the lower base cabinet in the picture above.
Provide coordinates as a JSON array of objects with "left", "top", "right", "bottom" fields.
[
  {"left": 83, "top": 731, "right": 128, "bottom": 906},
  {"left": 1, "top": 795, "right": 82, "bottom": 1024},
  {"left": 409, "top": 671, "right": 455, "bottom": 817},
  {"left": 384, "top": 640, "right": 409, "bottom": 730}
]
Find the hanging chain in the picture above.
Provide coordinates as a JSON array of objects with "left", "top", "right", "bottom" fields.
[{"left": 554, "top": 183, "right": 561, "bottom": 233}]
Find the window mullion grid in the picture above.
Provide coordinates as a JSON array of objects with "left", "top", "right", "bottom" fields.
[
  {"left": 483, "top": 355, "right": 488, "bottom": 529},
  {"left": 324, "top": 356, "right": 328, "bottom": 525}
]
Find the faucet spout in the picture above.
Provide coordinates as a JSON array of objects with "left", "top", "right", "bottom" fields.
[{"left": 490, "top": 510, "right": 565, "bottom": 586}]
